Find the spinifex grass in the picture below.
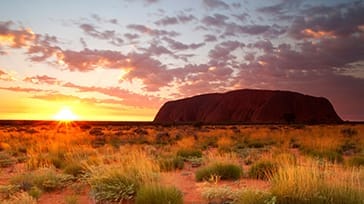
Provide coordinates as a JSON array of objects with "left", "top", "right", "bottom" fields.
[{"left": 270, "top": 159, "right": 364, "bottom": 204}]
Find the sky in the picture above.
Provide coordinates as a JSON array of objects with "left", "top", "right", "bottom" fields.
[{"left": 0, "top": 0, "right": 363, "bottom": 121}]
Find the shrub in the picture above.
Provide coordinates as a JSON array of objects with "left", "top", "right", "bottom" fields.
[
  {"left": 86, "top": 149, "right": 160, "bottom": 202},
  {"left": 248, "top": 161, "right": 278, "bottom": 180},
  {"left": 201, "top": 186, "right": 236, "bottom": 204},
  {"left": 63, "top": 162, "right": 84, "bottom": 177},
  {"left": 0, "top": 152, "right": 16, "bottom": 168},
  {"left": 158, "top": 156, "right": 184, "bottom": 171},
  {"left": 10, "top": 168, "right": 73, "bottom": 192},
  {"left": 235, "top": 189, "right": 274, "bottom": 204},
  {"left": 0, "top": 185, "right": 20, "bottom": 199},
  {"left": 303, "top": 148, "right": 344, "bottom": 163},
  {"left": 89, "top": 170, "right": 137, "bottom": 202},
  {"left": 271, "top": 163, "right": 364, "bottom": 204},
  {"left": 347, "top": 156, "right": 364, "bottom": 167},
  {"left": 2, "top": 192, "right": 37, "bottom": 204},
  {"left": 341, "top": 128, "right": 358, "bottom": 137},
  {"left": 176, "top": 148, "right": 202, "bottom": 160},
  {"left": 135, "top": 184, "right": 183, "bottom": 204},
  {"left": 195, "top": 163, "right": 242, "bottom": 182}
]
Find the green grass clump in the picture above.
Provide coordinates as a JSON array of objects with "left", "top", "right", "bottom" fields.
[
  {"left": 88, "top": 170, "right": 137, "bottom": 202},
  {"left": 10, "top": 168, "right": 73, "bottom": 192},
  {"left": 303, "top": 149, "right": 344, "bottom": 163},
  {"left": 347, "top": 156, "right": 364, "bottom": 167},
  {"left": 63, "top": 162, "right": 84, "bottom": 177},
  {"left": 158, "top": 156, "right": 184, "bottom": 171},
  {"left": 248, "top": 161, "right": 278, "bottom": 180},
  {"left": 177, "top": 148, "right": 202, "bottom": 160},
  {"left": 195, "top": 163, "right": 242, "bottom": 182},
  {"left": 135, "top": 184, "right": 183, "bottom": 204},
  {"left": 235, "top": 189, "right": 274, "bottom": 204}
]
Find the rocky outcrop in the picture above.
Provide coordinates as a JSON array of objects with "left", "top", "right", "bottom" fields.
[{"left": 154, "top": 89, "right": 342, "bottom": 123}]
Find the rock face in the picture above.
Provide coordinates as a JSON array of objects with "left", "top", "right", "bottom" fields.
[{"left": 154, "top": 89, "right": 342, "bottom": 123}]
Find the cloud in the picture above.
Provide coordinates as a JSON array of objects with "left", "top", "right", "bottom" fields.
[
  {"left": 0, "top": 86, "right": 45, "bottom": 93},
  {"left": 63, "top": 82, "right": 162, "bottom": 107},
  {"left": 155, "top": 13, "right": 196, "bottom": 26},
  {"left": 127, "top": 24, "right": 179, "bottom": 37},
  {"left": 0, "top": 69, "right": 14, "bottom": 81},
  {"left": 204, "top": 34, "right": 217, "bottom": 42},
  {"left": 289, "top": 1, "right": 364, "bottom": 39},
  {"left": 79, "top": 23, "right": 123, "bottom": 46},
  {"left": 257, "top": 0, "right": 303, "bottom": 16},
  {"left": 201, "top": 14, "right": 278, "bottom": 37},
  {"left": 163, "top": 37, "right": 205, "bottom": 51},
  {"left": 0, "top": 21, "right": 36, "bottom": 49},
  {"left": 155, "top": 16, "right": 178, "bottom": 26},
  {"left": 23, "top": 75, "right": 61, "bottom": 85},
  {"left": 203, "top": 0, "right": 230, "bottom": 10},
  {"left": 124, "top": 33, "right": 139, "bottom": 41},
  {"left": 208, "top": 40, "right": 244, "bottom": 61},
  {"left": 91, "top": 14, "right": 118, "bottom": 24}
]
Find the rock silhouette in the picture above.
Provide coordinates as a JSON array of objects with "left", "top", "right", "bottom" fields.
[{"left": 154, "top": 89, "right": 342, "bottom": 123}]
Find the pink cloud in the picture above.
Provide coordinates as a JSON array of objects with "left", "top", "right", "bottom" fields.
[{"left": 23, "top": 75, "right": 60, "bottom": 85}]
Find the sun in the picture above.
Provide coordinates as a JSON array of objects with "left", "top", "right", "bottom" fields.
[{"left": 53, "top": 107, "right": 78, "bottom": 121}]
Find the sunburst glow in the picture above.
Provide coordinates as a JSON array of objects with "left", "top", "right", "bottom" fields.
[{"left": 53, "top": 107, "right": 78, "bottom": 121}]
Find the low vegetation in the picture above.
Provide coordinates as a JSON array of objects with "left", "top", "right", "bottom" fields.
[
  {"left": 195, "top": 162, "right": 242, "bottom": 181},
  {"left": 0, "top": 122, "right": 363, "bottom": 203},
  {"left": 135, "top": 184, "right": 183, "bottom": 204}
]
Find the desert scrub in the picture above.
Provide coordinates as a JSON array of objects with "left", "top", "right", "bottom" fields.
[
  {"left": 201, "top": 186, "right": 237, "bottom": 204},
  {"left": 63, "top": 162, "right": 85, "bottom": 177},
  {"left": 158, "top": 156, "right": 184, "bottom": 171},
  {"left": 195, "top": 163, "right": 242, "bottom": 181},
  {"left": 0, "top": 152, "right": 16, "bottom": 167},
  {"left": 10, "top": 168, "right": 73, "bottom": 192},
  {"left": 86, "top": 148, "right": 160, "bottom": 202},
  {"left": 302, "top": 148, "right": 344, "bottom": 163},
  {"left": 248, "top": 161, "right": 278, "bottom": 180},
  {"left": 235, "top": 189, "right": 274, "bottom": 204},
  {"left": 347, "top": 155, "right": 364, "bottom": 167},
  {"left": 135, "top": 184, "right": 183, "bottom": 204},
  {"left": 88, "top": 169, "right": 137, "bottom": 202},
  {"left": 176, "top": 148, "right": 202, "bottom": 160},
  {"left": 2, "top": 192, "right": 37, "bottom": 204},
  {"left": 270, "top": 161, "right": 364, "bottom": 204}
]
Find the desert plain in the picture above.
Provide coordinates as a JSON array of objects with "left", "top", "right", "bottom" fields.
[{"left": 0, "top": 121, "right": 363, "bottom": 204}]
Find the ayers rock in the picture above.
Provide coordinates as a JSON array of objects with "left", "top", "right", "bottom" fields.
[{"left": 154, "top": 89, "right": 342, "bottom": 123}]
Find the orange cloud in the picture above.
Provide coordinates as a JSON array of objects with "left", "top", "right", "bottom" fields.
[
  {"left": 301, "top": 28, "right": 335, "bottom": 39},
  {"left": 0, "top": 21, "right": 35, "bottom": 48}
]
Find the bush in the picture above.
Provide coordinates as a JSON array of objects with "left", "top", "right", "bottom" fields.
[
  {"left": 235, "top": 189, "right": 274, "bottom": 204},
  {"left": 0, "top": 152, "right": 16, "bottom": 168},
  {"left": 158, "top": 156, "right": 184, "bottom": 171},
  {"left": 341, "top": 128, "right": 358, "bottom": 137},
  {"left": 2, "top": 192, "right": 37, "bottom": 204},
  {"left": 201, "top": 186, "right": 236, "bottom": 204},
  {"left": 89, "top": 171, "right": 137, "bottom": 202},
  {"left": 195, "top": 163, "right": 242, "bottom": 182},
  {"left": 10, "top": 168, "right": 73, "bottom": 192},
  {"left": 271, "top": 164, "right": 364, "bottom": 204},
  {"left": 176, "top": 148, "right": 202, "bottom": 160},
  {"left": 135, "top": 185, "right": 183, "bottom": 204},
  {"left": 248, "top": 161, "right": 278, "bottom": 180},
  {"left": 303, "top": 149, "right": 344, "bottom": 163},
  {"left": 63, "top": 162, "right": 84, "bottom": 177},
  {"left": 347, "top": 156, "right": 364, "bottom": 167}
]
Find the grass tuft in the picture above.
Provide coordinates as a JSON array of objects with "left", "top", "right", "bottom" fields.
[
  {"left": 135, "top": 184, "right": 183, "bottom": 204},
  {"left": 195, "top": 163, "right": 242, "bottom": 182}
]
